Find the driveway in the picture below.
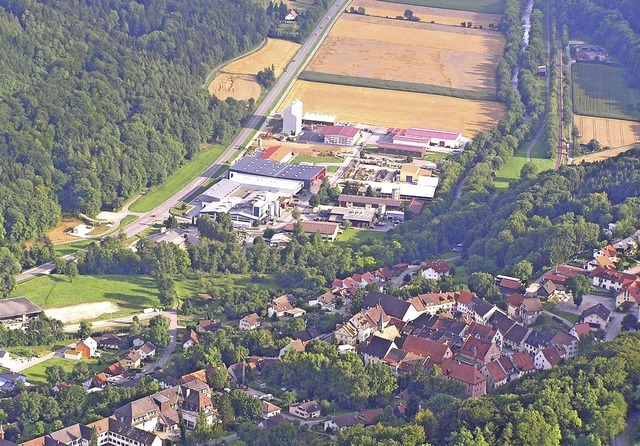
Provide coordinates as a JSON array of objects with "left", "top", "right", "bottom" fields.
[
  {"left": 555, "top": 293, "right": 624, "bottom": 340},
  {"left": 143, "top": 309, "right": 179, "bottom": 372}
]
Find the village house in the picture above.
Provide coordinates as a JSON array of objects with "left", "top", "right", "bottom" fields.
[
  {"left": 120, "top": 351, "right": 142, "bottom": 370},
  {"left": 503, "top": 323, "right": 530, "bottom": 351},
  {"left": 401, "top": 335, "right": 453, "bottom": 364},
  {"left": 363, "top": 291, "right": 419, "bottom": 322},
  {"left": 409, "top": 292, "right": 457, "bottom": 316},
  {"left": 279, "top": 339, "right": 306, "bottom": 358},
  {"left": 261, "top": 401, "right": 281, "bottom": 419},
  {"left": 358, "top": 337, "right": 397, "bottom": 365},
  {"left": 534, "top": 345, "right": 564, "bottom": 370},
  {"left": 97, "top": 333, "right": 128, "bottom": 350},
  {"left": 75, "top": 337, "right": 98, "bottom": 359},
  {"left": 440, "top": 358, "right": 487, "bottom": 398},
  {"left": 136, "top": 342, "right": 156, "bottom": 360},
  {"left": 580, "top": 303, "right": 611, "bottom": 331},
  {"left": 289, "top": 401, "right": 321, "bottom": 419},
  {"left": 324, "top": 413, "right": 364, "bottom": 432},
  {"left": 614, "top": 278, "right": 640, "bottom": 308},
  {"left": 182, "top": 330, "right": 200, "bottom": 350},
  {"left": 496, "top": 275, "right": 522, "bottom": 297},
  {"left": 537, "top": 280, "right": 559, "bottom": 300},
  {"left": 239, "top": 313, "right": 261, "bottom": 331},
  {"left": 590, "top": 268, "right": 637, "bottom": 292},
  {"left": 268, "top": 294, "right": 301, "bottom": 318},
  {"left": 420, "top": 259, "right": 450, "bottom": 281},
  {"left": 456, "top": 337, "right": 500, "bottom": 366},
  {"left": 506, "top": 295, "right": 543, "bottom": 325},
  {"left": 196, "top": 319, "right": 222, "bottom": 333}
]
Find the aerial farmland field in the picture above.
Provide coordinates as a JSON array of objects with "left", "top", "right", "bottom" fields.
[
  {"left": 380, "top": 0, "right": 505, "bottom": 14},
  {"left": 278, "top": 80, "right": 505, "bottom": 135},
  {"left": 223, "top": 38, "right": 301, "bottom": 77},
  {"left": 571, "top": 63, "right": 640, "bottom": 121},
  {"left": 306, "top": 14, "right": 505, "bottom": 93},
  {"left": 208, "top": 74, "right": 261, "bottom": 101},
  {"left": 575, "top": 115, "right": 640, "bottom": 149},
  {"left": 349, "top": 0, "right": 503, "bottom": 28}
]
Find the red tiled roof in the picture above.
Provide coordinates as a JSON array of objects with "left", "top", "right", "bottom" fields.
[
  {"left": 260, "top": 146, "right": 281, "bottom": 159},
  {"left": 456, "top": 291, "right": 475, "bottom": 305},
  {"left": 485, "top": 360, "right": 508, "bottom": 382},
  {"left": 506, "top": 293, "right": 525, "bottom": 307},
  {"left": 284, "top": 220, "right": 340, "bottom": 235},
  {"left": 440, "top": 358, "right": 486, "bottom": 385},
  {"left": 421, "top": 259, "right": 450, "bottom": 274},
  {"left": 402, "top": 335, "right": 450, "bottom": 363},
  {"left": 319, "top": 125, "right": 360, "bottom": 138},
  {"left": 499, "top": 278, "right": 521, "bottom": 290},
  {"left": 572, "top": 323, "right": 591, "bottom": 337}
]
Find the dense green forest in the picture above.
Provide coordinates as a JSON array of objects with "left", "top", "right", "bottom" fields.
[
  {"left": 0, "top": 0, "right": 268, "bottom": 246},
  {"left": 393, "top": 148, "right": 640, "bottom": 275}
]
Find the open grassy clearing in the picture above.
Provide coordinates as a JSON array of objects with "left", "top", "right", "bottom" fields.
[
  {"left": 208, "top": 74, "right": 261, "bottom": 101},
  {"left": 278, "top": 80, "right": 505, "bottom": 136},
  {"left": 205, "top": 273, "right": 281, "bottom": 293},
  {"left": 129, "top": 144, "right": 226, "bottom": 213},
  {"left": 223, "top": 38, "right": 301, "bottom": 77},
  {"left": 571, "top": 63, "right": 640, "bottom": 121},
  {"left": 12, "top": 274, "right": 159, "bottom": 314},
  {"left": 380, "top": 0, "right": 505, "bottom": 14},
  {"left": 299, "top": 71, "right": 495, "bottom": 101},
  {"left": 574, "top": 115, "right": 640, "bottom": 149},
  {"left": 542, "top": 303, "right": 580, "bottom": 324},
  {"left": 119, "top": 215, "right": 139, "bottom": 229},
  {"left": 335, "top": 228, "right": 386, "bottom": 247},
  {"left": 22, "top": 357, "right": 100, "bottom": 384},
  {"left": 307, "top": 14, "right": 504, "bottom": 93},
  {"left": 349, "top": 0, "right": 502, "bottom": 27},
  {"left": 53, "top": 239, "right": 95, "bottom": 257},
  {"left": 494, "top": 133, "right": 554, "bottom": 188}
]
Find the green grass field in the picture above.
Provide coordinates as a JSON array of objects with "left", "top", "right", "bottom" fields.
[
  {"left": 290, "top": 154, "right": 342, "bottom": 164},
  {"left": 381, "top": 0, "right": 505, "bottom": 14},
  {"left": 53, "top": 239, "right": 96, "bottom": 257},
  {"left": 572, "top": 62, "right": 640, "bottom": 121},
  {"left": 494, "top": 132, "right": 554, "bottom": 189},
  {"left": 336, "top": 228, "right": 386, "bottom": 247},
  {"left": 206, "top": 273, "right": 280, "bottom": 293},
  {"left": 542, "top": 303, "right": 580, "bottom": 324},
  {"left": 326, "top": 166, "right": 340, "bottom": 173},
  {"left": 12, "top": 274, "right": 159, "bottom": 314},
  {"left": 22, "top": 357, "right": 99, "bottom": 384},
  {"left": 299, "top": 71, "right": 496, "bottom": 101},
  {"left": 119, "top": 215, "right": 139, "bottom": 228},
  {"left": 129, "top": 144, "right": 227, "bottom": 213}
]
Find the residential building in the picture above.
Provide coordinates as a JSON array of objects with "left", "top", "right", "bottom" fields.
[
  {"left": 239, "top": 313, "right": 261, "bottom": 331},
  {"left": 409, "top": 292, "right": 457, "bottom": 316},
  {"left": 580, "top": 303, "right": 611, "bottom": 330},
  {"left": 534, "top": 346, "right": 563, "bottom": 370},
  {"left": 440, "top": 359, "right": 487, "bottom": 398},
  {"left": 420, "top": 259, "right": 451, "bottom": 281},
  {"left": 97, "top": 334, "right": 128, "bottom": 350},
  {"left": 261, "top": 401, "right": 281, "bottom": 419},
  {"left": 506, "top": 295, "right": 543, "bottom": 326},
  {"left": 182, "top": 330, "right": 200, "bottom": 350},
  {"left": 324, "top": 413, "right": 363, "bottom": 431},
  {"left": 456, "top": 337, "right": 500, "bottom": 366},
  {"left": 289, "top": 401, "right": 321, "bottom": 419},
  {"left": 362, "top": 291, "right": 419, "bottom": 322},
  {"left": 400, "top": 335, "right": 453, "bottom": 364},
  {"left": 136, "top": 342, "right": 156, "bottom": 360}
]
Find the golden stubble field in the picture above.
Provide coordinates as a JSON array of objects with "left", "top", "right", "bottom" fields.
[
  {"left": 278, "top": 81, "right": 505, "bottom": 135},
  {"left": 575, "top": 115, "right": 640, "bottom": 149},
  {"left": 223, "top": 38, "right": 301, "bottom": 77},
  {"left": 306, "top": 15, "right": 505, "bottom": 92},
  {"left": 208, "top": 74, "right": 261, "bottom": 101},
  {"left": 349, "top": 0, "right": 502, "bottom": 28}
]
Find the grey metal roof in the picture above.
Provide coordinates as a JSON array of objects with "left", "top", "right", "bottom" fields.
[
  {"left": 229, "top": 155, "right": 324, "bottom": 182},
  {"left": 0, "top": 297, "right": 42, "bottom": 319}
]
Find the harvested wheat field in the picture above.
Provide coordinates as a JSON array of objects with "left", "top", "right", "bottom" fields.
[
  {"left": 278, "top": 81, "right": 505, "bottom": 135},
  {"left": 46, "top": 217, "right": 85, "bottom": 244},
  {"left": 208, "top": 74, "right": 261, "bottom": 101},
  {"left": 224, "top": 38, "right": 301, "bottom": 77},
  {"left": 349, "top": 0, "right": 502, "bottom": 28},
  {"left": 306, "top": 15, "right": 505, "bottom": 92},
  {"left": 575, "top": 115, "right": 640, "bottom": 149}
]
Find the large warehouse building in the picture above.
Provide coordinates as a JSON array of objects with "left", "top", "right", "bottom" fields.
[
  {"left": 392, "top": 128, "right": 463, "bottom": 149},
  {"left": 228, "top": 155, "right": 325, "bottom": 189}
]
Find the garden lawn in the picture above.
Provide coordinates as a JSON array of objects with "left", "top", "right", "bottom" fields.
[
  {"left": 22, "top": 357, "right": 99, "bottom": 384},
  {"left": 542, "top": 303, "right": 581, "bottom": 324},
  {"left": 335, "top": 229, "right": 386, "bottom": 247},
  {"left": 12, "top": 274, "right": 159, "bottom": 314},
  {"left": 130, "top": 144, "right": 226, "bottom": 212}
]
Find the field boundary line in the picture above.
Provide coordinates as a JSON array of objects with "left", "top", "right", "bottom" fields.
[
  {"left": 299, "top": 71, "right": 497, "bottom": 101},
  {"left": 201, "top": 38, "right": 268, "bottom": 89}
]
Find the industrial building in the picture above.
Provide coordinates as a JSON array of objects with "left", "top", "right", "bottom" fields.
[
  {"left": 376, "top": 142, "right": 426, "bottom": 158},
  {"left": 391, "top": 128, "right": 463, "bottom": 149},
  {"left": 319, "top": 125, "right": 361, "bottom": 146},
  {"left": 283, "top": 100, "right": 303, "bottom": 136},
  {"left": 228, "top": 155, "right": 325, "bottom": 189},
  {"left": 328, "top": 207, "right": 376, "bottom": 228},
  {"left": 356, "top": 177, "right": 440, "bottom": 200},
  {"left": 338, "top": 194, "right": 404, "bottom": 211},
  {"left": 199, "top": 190, "right": 283, "bottom": 227}
]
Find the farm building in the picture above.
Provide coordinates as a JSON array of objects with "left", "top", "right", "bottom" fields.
[
  {"left": 0, "top": 297, "right": 43, "bottom": 330},
  {"left": 283, "top": 100, "right": 303, "bottom": 136},
  {"left": 228, "top": 155, "right": 325, "bottom": 189},
  {"left": 260, "top": 146, "right": 295, "bottom": 163},
  {"left": 303, "top": 112, "right": 337, "bottom": 126},
  {"left": 283, "top": 220, "right": 340, "bottom": 242},
  {"left": 319, "top": 125, "right": 361, "bottom": 146},
  {"left": 376, "top": 142, "right": 426, "bottom": 158},
  {"left": 392, "top": 128, "right": 463, "bottom": 149},
  {"left": 284, "top": 9, "right": 298, "bottom": 22}
]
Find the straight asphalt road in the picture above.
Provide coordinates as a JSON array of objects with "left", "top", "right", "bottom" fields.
[{"left": 16, "top": 0, "right": 350, "bottom": 283}]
